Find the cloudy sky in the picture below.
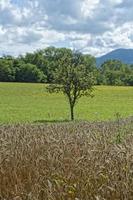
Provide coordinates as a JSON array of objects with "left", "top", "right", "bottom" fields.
[{"left": 0, "top": 0, "right": 133, "bottom": 57}]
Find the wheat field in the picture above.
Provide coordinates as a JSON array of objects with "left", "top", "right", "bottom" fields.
[{"left": 0, "top": 118, "right": 133, "bottom": 200}]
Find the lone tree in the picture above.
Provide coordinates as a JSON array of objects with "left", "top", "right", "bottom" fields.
[{"left": 47, "top": 50, "right": 95, "bottom": 120}]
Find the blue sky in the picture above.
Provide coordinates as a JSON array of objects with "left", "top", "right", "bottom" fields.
[{"left": 0, "top": 0, "right": 133, "bottom": 56}]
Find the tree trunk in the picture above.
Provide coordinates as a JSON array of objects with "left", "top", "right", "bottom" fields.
[{"left": 70, "top": 104, "right": 74, "bottom": 121}]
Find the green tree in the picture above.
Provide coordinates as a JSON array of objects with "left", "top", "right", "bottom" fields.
[
  {"left": 0, "top": 59, "right": 15, "bottom": 82},
  {"left": 19, "top": 47, "right": 97, "bottom": 84},
  {"left": 98, "top": 60, "right": 128, "bottom": 85},
  {"left": 15, "top": 63, "right": 46, "bottom": 83},
  {"left": 47, "top": 51, "right": 94, "bottom": 120},
  {"left": 43, "top": 47, "right": 73, "bottom": 83}
]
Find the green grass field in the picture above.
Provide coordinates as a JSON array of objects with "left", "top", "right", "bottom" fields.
[{"left": 0, "top": 82, "right": 133, "bottom": 123}]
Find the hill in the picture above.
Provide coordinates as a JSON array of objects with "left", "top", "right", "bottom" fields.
[{"left": 96, "top": 48, "right": 133, "bottom": 66}]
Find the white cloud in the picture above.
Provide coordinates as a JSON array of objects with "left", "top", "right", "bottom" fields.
[
  {"left": 0, "top": 0, "right": 133, "bottom": 56},
  {"left": 81, "top": 0, "right": 100, "bottom": 18},
  {"left": 109, "top": 0, "right": 123, "bottom": 5}
]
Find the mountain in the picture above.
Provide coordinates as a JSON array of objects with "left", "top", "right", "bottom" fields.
[{"left": 96, "top": 48, "right": 133, "bottom": 66}]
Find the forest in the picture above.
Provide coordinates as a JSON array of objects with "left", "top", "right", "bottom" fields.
[{"left": 0, "top": 47, "right": 133, "bottom": 86}]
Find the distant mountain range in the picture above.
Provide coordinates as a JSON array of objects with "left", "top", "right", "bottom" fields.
[{"left": 96, "top": 48, "right": 133, "bottom": 66}]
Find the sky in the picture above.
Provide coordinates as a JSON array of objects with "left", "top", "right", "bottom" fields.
[{"left": 0, "top": 0, "right": 133, "bottom": 57}]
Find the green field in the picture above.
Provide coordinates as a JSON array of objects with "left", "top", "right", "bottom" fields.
[{"left": 0, "top": 82, "right": 133, "bottom": 123}]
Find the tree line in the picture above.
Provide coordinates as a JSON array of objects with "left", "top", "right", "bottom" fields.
[{"left": 0, "top": 47, "right": 133, "bottom": 86}]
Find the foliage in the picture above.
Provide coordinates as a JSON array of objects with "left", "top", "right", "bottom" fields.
[
  {"left": 0, "top": 47, "right": 133, "bottom": 85},
  {"left": 22, "top": 47, "right": 74, "bottom": 83},
  {"left": 98, "top": 60, "right": 133, "bottom": 86},
  {"left": 15, "top": 63, "right": 46, "bottom": 83},
  {"left": 0, "top": 58, "right": 15, "bottom": 81}
]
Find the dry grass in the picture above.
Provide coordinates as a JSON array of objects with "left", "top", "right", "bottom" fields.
[{"left": 0, "top": 119, "right": 133, "bottom": 200}]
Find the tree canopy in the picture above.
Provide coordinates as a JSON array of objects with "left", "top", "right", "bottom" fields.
[{"left": 97, "top": 60, "right": 133, "bottom": 86}]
